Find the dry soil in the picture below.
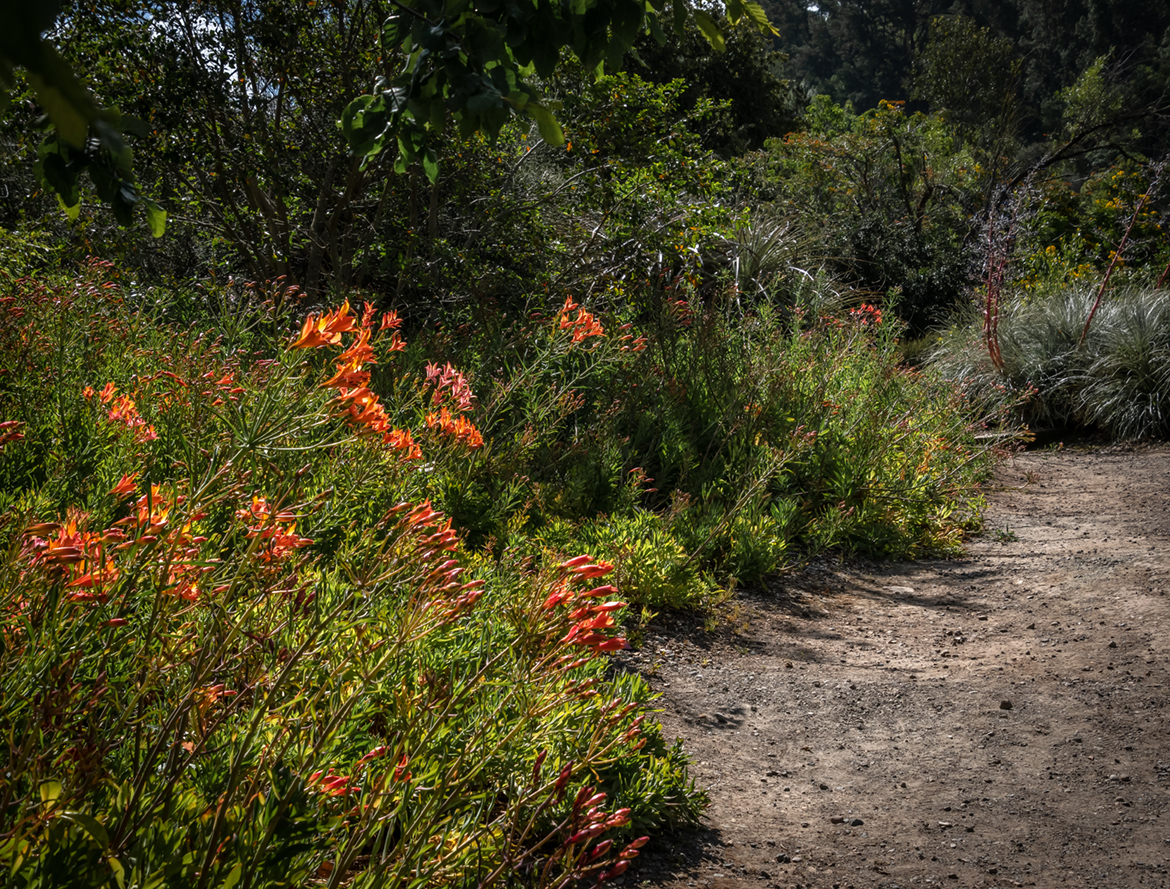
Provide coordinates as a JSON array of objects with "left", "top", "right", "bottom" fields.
[{"left": 621, "top": 444, "right": 1170, "bottom": 889}]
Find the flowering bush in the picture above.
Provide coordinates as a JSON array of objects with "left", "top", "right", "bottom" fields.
[{"left": 0, "top": 265, "right": 700, "bottom": 887}]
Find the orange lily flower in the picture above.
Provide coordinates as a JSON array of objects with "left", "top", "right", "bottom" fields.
[
  {"left": 290, "top": 299, "right": 357, "bottom": 349},
  {"left": 109, "top": 473, "right": 138, "bottom": 499}
]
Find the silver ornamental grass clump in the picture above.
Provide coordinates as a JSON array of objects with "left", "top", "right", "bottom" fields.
[{"left": 930, "top": 285, "right": 1170, "bottom": 438}]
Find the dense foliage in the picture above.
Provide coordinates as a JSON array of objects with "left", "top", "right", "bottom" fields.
[
  {"left": 1, "top": 0, "right": 1168, "bottom": 884},
  {"left": 762, "top": 0, "right": 1170, "bottom": 146}
]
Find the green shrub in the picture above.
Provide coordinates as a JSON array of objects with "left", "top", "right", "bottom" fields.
[
  {"left": 930, "top": 285, "right": 1170, "bottom": 439},
  {"left": 578, "top": 512, "right": 714, "bottom": 610}
]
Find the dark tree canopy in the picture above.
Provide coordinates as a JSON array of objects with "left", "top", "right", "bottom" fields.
[
  {"left": 630, "top": 20, "right": 804, "bottom": 156},
  {"left": 759, "top": 0, "right": 1170, "bottom": 147}
]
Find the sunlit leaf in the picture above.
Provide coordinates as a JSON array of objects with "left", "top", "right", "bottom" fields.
[
  {"left": 692, "top": 10, "right": 726, "bottom": 52},
  {"left": 529, "top": 103, "right": 564, "bottom": 146},
  {"left": 144, "top": 199, "right": 166, "bottom": 238}
]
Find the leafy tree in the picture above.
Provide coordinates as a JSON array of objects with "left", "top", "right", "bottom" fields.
[
  {"left": 0, "top": 0, "right": 162, "bottom": 232},
  {"left": 41, "top": 0, "right": 394, "bottom": 289},
  {"left": 1015, "top": 0, "right": 1170, "bottom": 131},
  {"left": 762, "top": 96, "right": 983, "bottom": 331},
  {"left": 340, "top": 0, "right": 776, "bottom": 175},
  {"left": 13, "top": 0, "right": 775, "bottom": 298},
  {"left": 757, "top": 0, "right": 960, "bottom": 109},
  {"left": 630, "top": 19, "right": 803, "bottom": 155},
  {"left": 912, "top": 15, "right": 1022, "bottom": 140}
]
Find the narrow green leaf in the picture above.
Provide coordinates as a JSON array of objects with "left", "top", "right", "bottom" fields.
[
  {"left": 693, "top": 10, "right": 726, "bottom": 52},
  {"left": 62, "top": 811, "right": 109, "bottom": 847},
  {"left": 646, "top": 14, "right": 667, "bottom": 45}
]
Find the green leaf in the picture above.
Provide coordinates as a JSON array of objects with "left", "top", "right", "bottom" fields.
[
  {"left": 27, "top": 70, "right": 91, "bottom": 148},
  {"left": 692, "top": 10, "right": 725, "bottom": 52},
  {"left": 39, "top": 780, "right": 63, "bottom": 805},
  {"left": 646, "top": 14, "right": 667, "bottom": 45},
  {"left": 528, "top": 103, "right": 564, "bottom": 146},
  {"left": 341, "top": 94, "right": 392, "bottom": 158},
  {"left": 739, "top": 0, "right": 777, "bottom": 35},
  {"left": 108, "top": 858, "right": 126, "bottom": 889},
  {"left": 382, "top": 14, "right": 404, "bottom": 49},
  {"left": 118, "top": 113, "right": 149, "bottom": 138},
  {"left": 62, "top": 811, "right": 109, "bottom": 847},
  {"left": 57, "top": 192, "right": 80, "bottom": 221},
  {"left": 222, "top": 862, "right": 243, "bottom": 889},
  {"left": 610, "top": 0, "right": 643, "bottom": 55},
  {"left": 422, "top": 147, "right": 439, "bottom": 182},
  {"left": 144, "top": 199, "right": 166, "bottom": 238},
  {"left": 36, "top": 140, "right": 80, "bottom": 209}
]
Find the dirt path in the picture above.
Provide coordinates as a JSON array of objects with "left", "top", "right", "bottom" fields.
[{"left": 622, "top": 444, "right": 1170, "bottom": 889}]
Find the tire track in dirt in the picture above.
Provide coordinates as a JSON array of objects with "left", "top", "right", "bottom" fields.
[{"left": 621, "top": 445, "right": 1170, "bottom": 889}]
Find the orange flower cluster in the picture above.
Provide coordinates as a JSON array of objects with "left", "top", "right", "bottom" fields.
[
  {"left": 200, "top": 369, "right": 245, "bottom": 406},
  {"left": 557, "top": 296, "right": 605, "bottom": 344},
  {"left": 424, "top": 361, "right": 475, "bottom": 411},
  {"left": 236, "top": 496, "right": 314, "bottom": 564},
  {"left": 616, "top": 323, "right": 648, "bottom": 353},
  {"left": 307, "top": 770, "right": 359, "bottom": 798},
  {"left": 394, "top": 500, "right": 483, "bottom": 622},
  {"left": 21, "top": 480, "right": 210, "bottom": 604},
  {"left": 384, "top": 428, "right": 422, "bottom": 460},
  {"left": 0, "top": 294, "right": 25, "bottom": 320},
  {"left": 292, "top": 299, "right": 403, "bottom": 351},
  {"left": 848, "top": 303, "right": 883, "bottom": 326},
  {"left": 668, "top": 297, "right": 693, "bottom": 327},
  {"left": 544, "top": 556, "right": 629, "bottom": 654},
  {"left": 306, "top": 744, "right": 412, "bottom": 806},
  {"left": 25, "top": 516, "right": 122, "bottom": 604},
  {"left": 560, "top": 784, "right": 648, "bottom": 881},
  {"left": 289, "top": 300, "right": 418, "bottom": 456},
  {"left": 115, "top": 484, "right": 211, "bottom": 601},
  {"left": 86, "top": 383, "right": 158, "bottom": 443},
  {"left": 424, "top": 406, "right": 484, "bottom": 449}
]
